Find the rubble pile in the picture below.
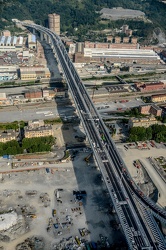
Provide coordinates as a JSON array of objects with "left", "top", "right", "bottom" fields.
[
  {"left": 25, "top": 190, "right": 38, "bottom": 196},
  {"left": 39, "top": 193, "right": 50, "bottom": 207},
  {"left": 1, "top": 189, "right": 21, "bottom": 197},
  {"left": 16, "top": 236, "right": 45, "bottom": 250},
  {"left": 0, "top": 211, "right": 27, "bottom": 242}
]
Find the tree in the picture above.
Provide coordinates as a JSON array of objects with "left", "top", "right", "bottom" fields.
[
  {"left": 1, "top": 0, "right": 166, "bottom": 38},
  {"left": 128, "top": 124, "right": 166, "bottom": 143},
  {"left": 146, "top": 127, "right": 152, "bottom": 140},
  {"left": 22, "top": 136, "right": 55, "bottom": 153}
]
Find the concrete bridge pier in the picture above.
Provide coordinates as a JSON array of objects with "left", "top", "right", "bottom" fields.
[
  {"left": 32, "top": 28, "right": 36, "bottom": 35},
  {"left": 46, "top": 34, "right": 51, "bottom": 44},
  {"left": 40, "top": 31, "right": 44, "bottom": 41},
  {"left": 44, "top": 33, "right": 47, "bottom": 41}
]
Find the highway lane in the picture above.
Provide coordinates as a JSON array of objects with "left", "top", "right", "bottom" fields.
[
  {"left": 52, "top": 34, "right": 154, "bottom": 249},
  {"left": 51, "top": 28, "right": 166, "bottom": 249},
  {"left": 53, "top": 30, "right": 166, "bottom": 249},
  {"left": 50, "top": 34, "right": 147, "bottom": 247},
  {"left": 77, "top": 67, "right": 166, "bottom": 223},
  {"left": 20, "top": 22, "right": 166, "bottom": 250}
]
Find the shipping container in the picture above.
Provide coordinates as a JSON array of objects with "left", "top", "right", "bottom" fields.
[{"left": 3, "top": 155, "right": 10, "bottom": 159}]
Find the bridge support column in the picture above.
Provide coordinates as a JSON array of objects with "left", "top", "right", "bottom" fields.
[
  {"left": 46, "top": 35, "right": 50, "bottom": 44},
  {"left": 40, "top": 32, "right": 44, "bottom": 41},
  {"left": 44, "top": 33, "right": 47, "bottom": 41},
  {"left": 32, "top": 28, "right": 36, "bottom": 35}
]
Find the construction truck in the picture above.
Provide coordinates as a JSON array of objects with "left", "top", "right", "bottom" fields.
[
  {"left": 52, "top": 209, "right": 56, "bottom": 217},
  {"left": 84, "top": 153, "right": 93, "bottom": 163}
]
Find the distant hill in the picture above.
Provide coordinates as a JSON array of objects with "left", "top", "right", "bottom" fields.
[{"left": 0, "top": 0, "right": 166, "bottom": 38}]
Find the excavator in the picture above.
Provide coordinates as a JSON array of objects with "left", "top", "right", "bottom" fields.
[{"left": 84, "top": 153, "right": 93, "bottom": 163}]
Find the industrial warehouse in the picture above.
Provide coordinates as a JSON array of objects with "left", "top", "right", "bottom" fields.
[
  {"left": 0, "top": 35, "right": 24, "bottom": 51},
  {"left": 83, "top": 48, "right": 160, "bottom": 64}
]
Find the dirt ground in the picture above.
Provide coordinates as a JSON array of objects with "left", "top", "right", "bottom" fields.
[{"left": 0, "top": 151, "right": 123, "bottom": 250}]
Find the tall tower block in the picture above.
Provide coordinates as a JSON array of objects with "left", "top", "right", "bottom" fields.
[{"left": 48, "top": 13, "right": 60, "bottom": 35}]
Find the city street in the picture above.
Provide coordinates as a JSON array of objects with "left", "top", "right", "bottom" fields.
[{"left": 0, "top": 102, "right": 75, "bottom": 122}]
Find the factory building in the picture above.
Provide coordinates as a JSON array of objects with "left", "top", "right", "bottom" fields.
[
  {"left": 82, "top": 48, "right": 160, "bottom": 64},
  {"left": 24, "top": 89, "right": 43, "bottom": 99},
  {"left": 1, "top": 30, "right": 11, "bottom": 37},
  {"left": 48, "top": 13, "right": 60, "bottom": 35},
  {"left": 135, "top": 82, "right": 165, "bottom": 92},
  {"left": 20, "top": 71, "right": 36, "bottom": 80},
  {"left": 0, "top": 36, "right": 24, "bottom": 51},
  {"left": 28, "top": 34, "right": 37, "bottom": 50},
  {"left": 19, "top": 66, "right": 50, "bottom": 80},
  {"left": 0, "top": 66, "right": 18, "bottom": 81},
  {"left": 0, "top": 93, "right": 6, "bottom": 100},
  {"left": 15, "top": 36, "right": 24, "bottom": 50},
  {"left": 84, "top": 40, "right": 138, "bottom": 50}
]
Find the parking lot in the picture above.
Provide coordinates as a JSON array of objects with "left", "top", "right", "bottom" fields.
[{"left": 95, "top": 99, "right": 144, "bottom": 113}]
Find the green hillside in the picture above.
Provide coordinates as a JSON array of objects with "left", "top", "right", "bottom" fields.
[{"left": 0, "top": 0, "right": 166, "bottom": 39}]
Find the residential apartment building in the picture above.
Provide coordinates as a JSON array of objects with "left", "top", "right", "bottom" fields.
[
  {"left": 24, "top": 120, "right": 53, "bottom": 138},
  {"left": 128, "top": 117, "right": 158, "bottom": 128},
  {"left": 151, "top": 94, "right": 166, "bottom": 103},
  {"left": 24, "top": 125, "right": 53, "bottom": 138},
  {"left": 0, "top": 130, "right": 18, "bottom": 143},
  {"left": 139, "top": 105, "right": 162, "bottom": 117},
  {"left": 28, "top": 120, "right": 44, "bottom": 129}
]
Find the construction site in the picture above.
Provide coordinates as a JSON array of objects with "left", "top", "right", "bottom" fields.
[{"left": 0, "top": 149, "right": 124, "bottom": 250}]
